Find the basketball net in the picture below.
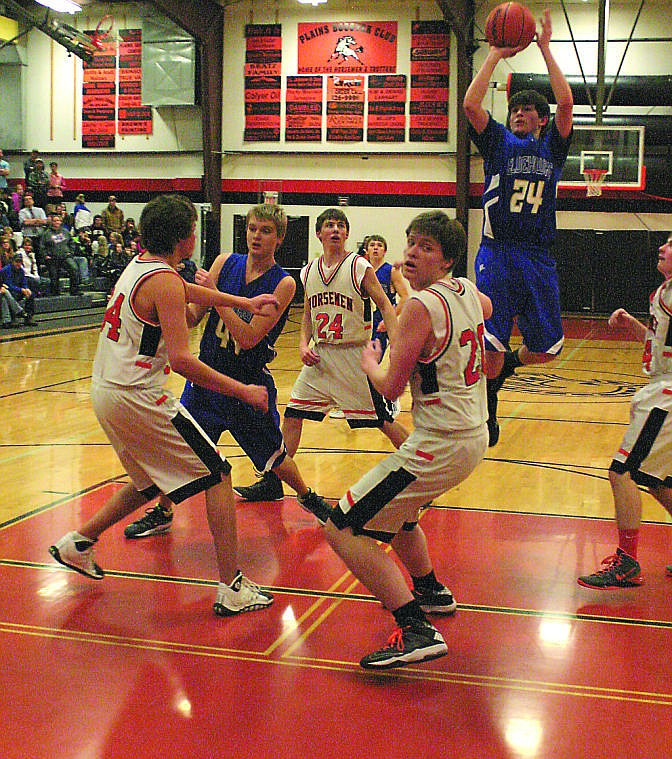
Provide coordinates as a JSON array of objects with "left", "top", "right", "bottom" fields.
[{"left": 584, "top": 168, "right": 608, "bottom": 197}]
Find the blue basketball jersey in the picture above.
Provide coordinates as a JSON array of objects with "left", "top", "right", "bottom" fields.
[
  {"left": 372, "top": 262, "right": 397, "bottom": 326},
  {"left": 198, "top": 253, "right": 292, "bottom": 381},
  {"left": 469, "top": 116, "right": 571, "bottom": 250}
]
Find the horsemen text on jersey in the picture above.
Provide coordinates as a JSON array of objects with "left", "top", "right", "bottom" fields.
[{"left": 301, "top": 251, "right": 372, "bottom": 346}]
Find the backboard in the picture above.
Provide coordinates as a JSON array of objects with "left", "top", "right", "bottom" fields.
[{"left": 558, "top": 125, "right": 645, "bottom": 191}]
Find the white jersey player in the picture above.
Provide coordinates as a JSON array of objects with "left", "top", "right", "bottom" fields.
[{"left": 322, "top": 211, "right": 491, "bottom": 670}]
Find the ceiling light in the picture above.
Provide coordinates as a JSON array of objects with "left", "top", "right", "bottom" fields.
[
  {"left": 35, "top": 0, "right": 82, "bottom": 13},
  {"left": 297, "top": 1, "right": 328, "bottom": 6}
]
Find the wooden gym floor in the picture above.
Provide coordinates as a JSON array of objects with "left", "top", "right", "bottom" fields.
[{"left": 1, "top": 309, "right": 671, "bottom": 759}]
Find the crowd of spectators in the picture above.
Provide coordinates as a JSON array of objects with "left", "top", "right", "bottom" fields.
[{"left": 0, "top": 149, "right": 145, "bottom": 329}]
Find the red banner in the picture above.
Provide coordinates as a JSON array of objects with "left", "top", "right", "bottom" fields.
[
  {"left": 118, "top": 29, "right": 152, "bottom": 136},
  {"left": 82, "top": 33, "right": 117, "bottom": 148},
  {"left": 244, "top": 25, "right": 282, "bottom": 142},
  {"left": 409, "top": 21, "right": 450, "bottom": 143},
  {"left": 286, "top": 76, "right": 323, "bottom": 142},
  {"left": 327, "top": 75, "right": 364, "bottom": 142},
  {"left": 367, "top": 74, "right": 406, "bottom": 143},
  {"left": 298, "top": 21, "right": 397, "bottom": 74}
]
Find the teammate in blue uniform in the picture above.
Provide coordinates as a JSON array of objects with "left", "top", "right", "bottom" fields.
[
  {"left": 464, "top": 9, "right": 573, "bottom": 445},
  {"left": 124, "top": 204, "right": 331, "bottom": 538}
]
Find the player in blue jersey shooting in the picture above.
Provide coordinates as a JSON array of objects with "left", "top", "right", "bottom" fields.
[{"left": 463, "top": 8, "right": 573, "bottom": 445}]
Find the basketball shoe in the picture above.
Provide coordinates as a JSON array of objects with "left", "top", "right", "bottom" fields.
[
  {"left": 234, "top": 471, "right": 284, "bottom": 502},
  {"left": 49, "top": 532, "right": 104, "bottom": 580},
  {"left": 412, "top": 584, "right": 457, "bottom": 614},
  {"left": 360, "top": 618, "right": 447, "bottom": 670},
  {"left": 124, "top": 504, "right": 173, "bottom": 538},
  {"left": 577, "top": 548, "right": 643, "bottom": 589},
  {"left": 213, "top": 572, "right": 274, "bottom": 616}
]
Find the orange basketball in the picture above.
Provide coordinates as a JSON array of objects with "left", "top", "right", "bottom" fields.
[{"left": 485, "top": 2, "right": 537, "bottom": 50}]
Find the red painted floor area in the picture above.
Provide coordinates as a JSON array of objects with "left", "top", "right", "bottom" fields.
[{"left": 2, "top": 485, "right": 671, "bottom": 759}]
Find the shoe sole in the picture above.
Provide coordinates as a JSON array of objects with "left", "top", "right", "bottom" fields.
[
  {"left": 124, "top": 525, "right": 172, "bottom": 539},
  {"left": 577, "top": 577, "right": 643, "bottom": 589},
  {"left": 213, "top": 596, "right": 274, "bottom": 617},
  {"left": 419, "top": 601, "right": 457, "bottom": 615},
  {"left": 233, "top": 488, "right": 284, "bottom": 502},
  {"left": 48, "top": 545, "right": 104, "bottom": 580},
  {"left": 360, "top": 643, "right": 448, "bottom": 670}
]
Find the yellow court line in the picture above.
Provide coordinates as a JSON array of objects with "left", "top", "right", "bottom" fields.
[
  {"left": 280, "top": 577, "right": 362, "bottom": 658},
  {"left": 263, "top": 569, "right": 360, "bottom": 656},
  {"left": 3, "top": 620, "right": 672, "bottom": 705}
]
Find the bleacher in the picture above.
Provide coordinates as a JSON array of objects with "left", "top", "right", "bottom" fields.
[{"left": 1, "top": 276, "right": 108, "bottom": 335}]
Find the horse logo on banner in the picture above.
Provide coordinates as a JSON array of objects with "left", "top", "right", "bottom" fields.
[{"left": 328, "top": 35, "right": 364, "bottom": 63}]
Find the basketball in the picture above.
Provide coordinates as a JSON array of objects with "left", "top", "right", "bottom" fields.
[{"left": 485, "top": 2, "right": 537, "bottom": 50}]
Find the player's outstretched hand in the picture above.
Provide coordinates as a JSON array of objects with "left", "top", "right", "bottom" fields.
[
  {"left": 608, "top": 308, "right": 632, "bottom": 329},
  {"left": 245, "top": 384, "right": 269, "bottom": 413},
  {"left": 360, "top": 339, "right": 382, "bottom": 373},
  {"left": 246, "top": 293, "right": 280, "bottom": 314},
  {"left": 195, "top": 268, "right": 216, "bottom": 289}
]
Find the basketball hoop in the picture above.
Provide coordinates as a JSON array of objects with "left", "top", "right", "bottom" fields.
[
  {"left": 584, "top": 168, "right": 608, "bottom": 197},
  {"left": 90, "top": 14, "right": 113, "bottom": 50}
]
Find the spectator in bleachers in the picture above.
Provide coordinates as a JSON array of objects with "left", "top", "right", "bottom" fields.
[
  {"left": 0, "top": 149, "right": 9, "bottom": 193},
  {"left": 121, "top": 217, "right": 136, "bottom": 246},
  {"left": 40, "top": 213, "right": 80, "bottom": 296},
  {"left": 101, "top": 195, "right": 124, "bottom": 236},
  {"left": 17, "top": 236, "right": 48, "bottom": 295},
  {"left": 73, "top": 194, "right": 93, "bottom": 232},
  {"left": 23, "top": 149, "right": 39, "bottom": 183},
  {"left": 56, "top": 202, "right": 74, "bottom": 231},
  {"left": 1, "top": 252, "right": 36, "bottom": 325},
  {"left": 18, "top": 194, "right": 48, "bottom": 256},
  {"left": 176, "top": 256, "right": 197, "bottom": 284},
  {"left": 72, "top": 228, "right": 93, "bottom": 286},
  {"left": 106, "top": 240, "right": 130, "bottom": 291},
  {"left": 47, "top": 161, "right": 66, "bottom": 200},
  {"left": 90, "top": 214, "right": 106, "bottom": 243},
  {"left": 11, "top": 183, "right": 24, "bottom": 214},
  {"left": 1, "top": 236, "right": 15, "bottom": 267},
  {"left": 27, "top": 158, "right": 49, "bottom": 209},
  {"left": 1, "top": 278, "right": 25, "bottom": 328}
]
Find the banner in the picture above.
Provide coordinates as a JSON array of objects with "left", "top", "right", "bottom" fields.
[
  {"left": 244, "top": 24, "right": 282, "bottom": 142},
  {"left": 409, "top": 21, "right": 450, "bottom": 143},
  {"left": 298, "top": 21, "right": 397, "bottom": 74},
  {"left": 118, "top": 29, "right": 152, "bottom": 136},
  {"left": 285, "top": 75, "right": 323, "bottom": 142},
  {"left": 367, "top": 74, "right": 406, "bottom": 143},
  {"left": 82, "top": 32, "right": 117, "bottom": 148},
  {"left": 327, "top": 75, "right": 364, "bottom": 142}
]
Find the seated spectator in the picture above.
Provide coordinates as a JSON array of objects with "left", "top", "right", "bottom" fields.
[
  {"left": 56, "top": 202, "right": 74, "bottom": 231},
  {"left": 121, "top": 217, "right": 136, "bottom": 246},
  {"left": 106, "top": 240, "right": 130, "bottom": 291},
  {"left": 1, "top": 252, "right": 36, "bottom": 325},
  {"left": 176, "top": 256, "right": 197, "bottom": 283},
  {"left": 17, "top": 236, "right": 49, "bottom": 295},
  {"left": 0, "top": 279, "right": 26, "bottom": 328},
  {"left": 73, "top": 194, "right": 93, "bottom": 232},
  {"left": 101, "top": 195, "right": 124, "bottom": 236},
  {"left": 1, "top": 236, "right": 16, "bottom": 267},
  {"left": 40, "top": 213, "right": 80, "bottom": 296},
  {"left": 11, "top": 183, "right": 24, "bottom": 215},
  {"left": 27, "top": 158, "right": 49, "bottom": 209},
  {"left": 90, "top": 234, "right": 109, "bottom": 284},
  {"left": 90, "top": 214, "right": 106, "bottom": 244},
  {"left": 18, "top": 194, "right": 48, "bottom": 257},
  {"left": 71, "top": 228, "right": 93, "bottom": 286},
  {"left": 47, "top": 161, "right": 66, "bottom": 200}
]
